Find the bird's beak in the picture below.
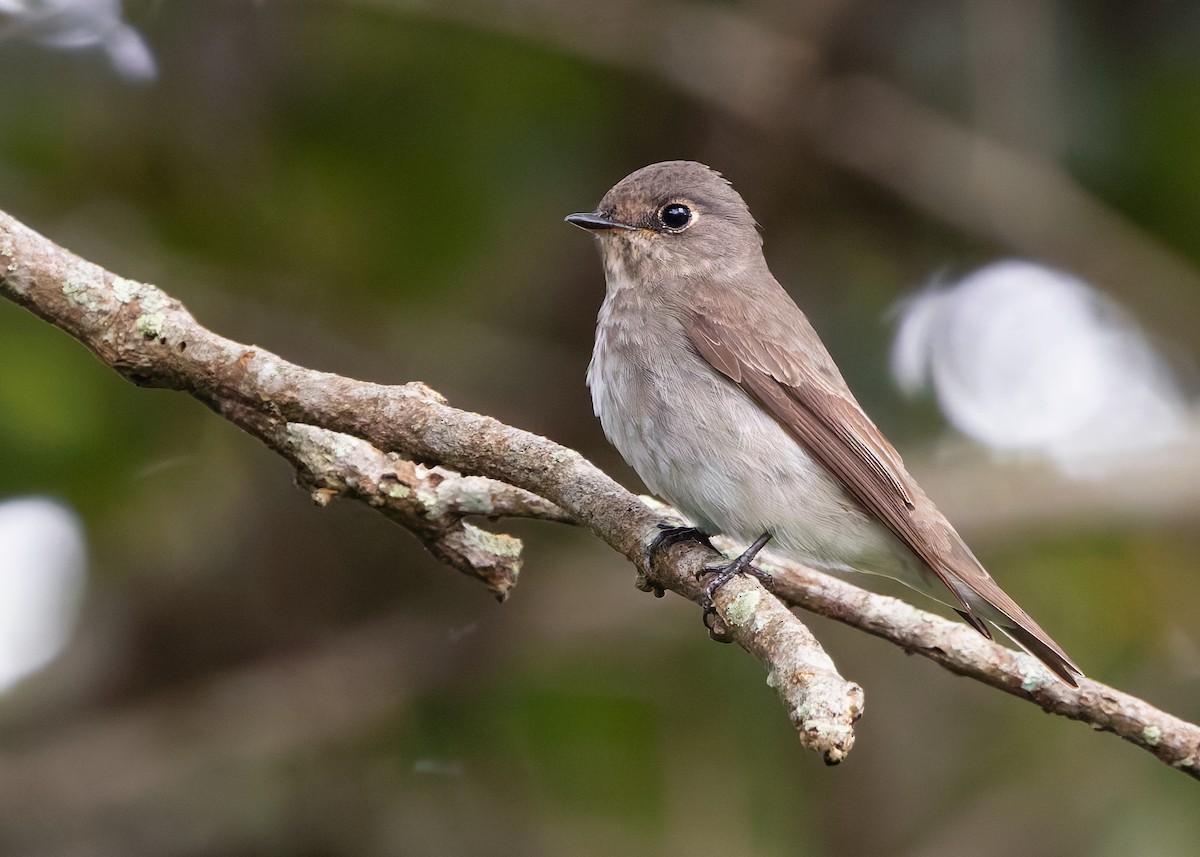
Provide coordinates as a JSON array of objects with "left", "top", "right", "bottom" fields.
[{"left": 565, "top": 212, "right": 636, "bottom": 231}]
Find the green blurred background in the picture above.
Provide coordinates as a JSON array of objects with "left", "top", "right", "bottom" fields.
[{"left": 1, "top": 1, "right": 1199, "bottom": 855}]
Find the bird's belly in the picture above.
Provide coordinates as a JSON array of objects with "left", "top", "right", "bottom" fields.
[{"left": 590, "top": 337, "right": 904, "bottom": 573}]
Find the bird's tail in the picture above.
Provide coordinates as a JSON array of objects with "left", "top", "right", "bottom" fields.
[{"left": 949, "top": 571, "right": 1082, "bottom": 687}]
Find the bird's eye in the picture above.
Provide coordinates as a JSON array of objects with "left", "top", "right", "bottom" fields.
[{"left": 658, "top": 203, "right": 693, "bottom": 231}]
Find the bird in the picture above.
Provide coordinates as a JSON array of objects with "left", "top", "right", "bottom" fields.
[{"left": 566, "top": 160, "right": 1081, "bottom": 686}]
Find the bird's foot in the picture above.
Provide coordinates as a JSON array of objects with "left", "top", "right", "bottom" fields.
[
  {"left": 699, "top": 532, "right": 773, "bottom": 642},
  {"left": 638, "top": 524, "right": 716, "bottom": 598},
  {"left": 643, "top": 524, "right": 715, "bottom": 570}
]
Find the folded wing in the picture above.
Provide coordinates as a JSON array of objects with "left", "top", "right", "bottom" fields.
[{"left": 684, "top": 310, "right": 1081, "bottom": 686}]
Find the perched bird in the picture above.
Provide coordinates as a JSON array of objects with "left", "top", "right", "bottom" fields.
[{"left": 567, "top": 160, "right": 1081, "bottom": 686}]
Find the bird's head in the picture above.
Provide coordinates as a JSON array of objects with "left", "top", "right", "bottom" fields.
[{"left": 567, "top": 161, "right": 761, "bottom": 281}]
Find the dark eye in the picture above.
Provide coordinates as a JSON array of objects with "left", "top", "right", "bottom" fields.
[{"left": 658, "top": 203, "right": 693, "bottom": 230}]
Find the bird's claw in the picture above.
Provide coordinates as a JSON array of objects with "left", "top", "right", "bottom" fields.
[
  {"left": 700, "top": 568, "right": 738, "bottom": 642},
  {"left": 643, "top": 526, "right": 773, "bottom": 644},
  {"left": 695, "top": 531, "right": 774, "bottom": 643},
  {"left": 642, "top": 523, "right": 715, "bottom": 573}
]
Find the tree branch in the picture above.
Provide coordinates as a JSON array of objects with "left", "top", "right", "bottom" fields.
[
  {"left": 0, "top": 209, "right": 862, "bottom": 764},
  {"left": 2, "top": 209, "right": 1197, "bottom": 777},
  {"left": 216, "top": 396, "right": 566, "bottom": 600},
  {"left": 751, "top": 546, "right": 1200, "bottom": 777}
]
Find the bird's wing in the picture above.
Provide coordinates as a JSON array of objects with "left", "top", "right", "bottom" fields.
[{"left": 684, "top": 309, "right": 1082, "bottom": 685}]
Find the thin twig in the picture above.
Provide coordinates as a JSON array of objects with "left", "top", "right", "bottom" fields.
[{"left": 752, "top": 545, "right": 1200, "bottom": 777}]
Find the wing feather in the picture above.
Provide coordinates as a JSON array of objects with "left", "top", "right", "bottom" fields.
[{"left": 683, "top": 310, "right": 1081, "bottom": 684}]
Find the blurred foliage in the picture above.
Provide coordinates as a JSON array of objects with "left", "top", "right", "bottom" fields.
[{"left": 1, "top": 1, "right": 1199, "bottom": 855}]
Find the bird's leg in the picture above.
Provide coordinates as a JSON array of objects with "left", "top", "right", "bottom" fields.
[
  {"left": 700, "top": 531, "right": 773, "bottom": 641},
  {"left": 640, "top": 524, "right": 717, "bottom": 598}
]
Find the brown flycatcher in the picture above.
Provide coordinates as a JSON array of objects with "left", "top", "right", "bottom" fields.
[{"left": 568, "top": 160, "right": 1081, "bottom": 685}]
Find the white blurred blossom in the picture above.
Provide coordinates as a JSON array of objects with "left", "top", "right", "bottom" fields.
[
  {"left": 892, "top": 260, "right": 1191, "bottom": 477},
  {"left": 0, "top": 0, "right": 156, "bottom": 81},
  {"left": 0, "top": 497, "right": 87, "bottom": 691}
]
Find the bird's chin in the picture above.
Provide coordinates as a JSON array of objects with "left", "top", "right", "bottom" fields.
[{"left": 604, "top": 229, "right": 665, "bottom": 261}]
